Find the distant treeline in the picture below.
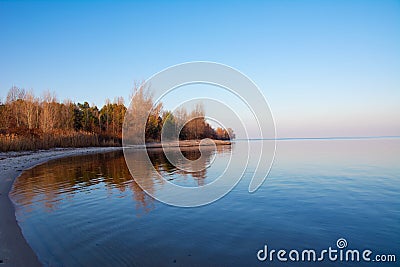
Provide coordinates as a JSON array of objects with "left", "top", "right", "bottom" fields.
[{"left": 0, "top": 84, "right": 234, "bottom": 151}]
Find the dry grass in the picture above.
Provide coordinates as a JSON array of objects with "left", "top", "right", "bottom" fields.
[{"left": 0, "top": 131, "right": 121, "bottom": 152}]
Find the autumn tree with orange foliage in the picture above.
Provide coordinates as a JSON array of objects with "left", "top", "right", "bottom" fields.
[{"left": 0, "top": 84, "right": 234, "bottom": 151}]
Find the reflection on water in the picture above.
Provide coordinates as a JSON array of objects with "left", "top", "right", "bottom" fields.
[
  {"left": 11, "top": 151, "right": 152, "bottom": 214},
  {"left": 12, "top": 145, "right": 232, "bottom": 215},
  {"left": 10, "top": 139, "right": 400, "bottom": 267}
]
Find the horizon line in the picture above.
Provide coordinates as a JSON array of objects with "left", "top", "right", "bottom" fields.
[{"left": 234, "top": 136, "right": 400, "bottom": 141}]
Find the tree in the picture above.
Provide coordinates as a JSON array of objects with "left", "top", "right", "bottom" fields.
[
  {"left": 0, "top": 83, "right": 235, "bottom": 152},
  {"left": 23, "top": 90, "right": 39, "bottom": 130},
  {"left": 174, "top": 107, "right": 189, "bottom": 140},
  {"left": 6, "top": 86, "right": 26, "bottom": 129},
  {"left": 123, "top": 82, "right": 155, "bottom": 144},
  {"left": 41, "top": 90, "right": 57, "bottom": 132},
  {"left": 100, "top": 99, "right": 126, "bottom": 139},
  {"left": 161, "top": 111, "right": 177, "bottom": 140}
]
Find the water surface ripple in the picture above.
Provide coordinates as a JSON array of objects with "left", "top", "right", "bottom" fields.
[{"left": 10, "top": 139, "right": 400, "bottom": 266}]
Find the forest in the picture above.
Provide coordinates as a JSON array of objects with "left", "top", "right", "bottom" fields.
[{"left": 0, "top": 84, "right": 234, "bottom": 151}]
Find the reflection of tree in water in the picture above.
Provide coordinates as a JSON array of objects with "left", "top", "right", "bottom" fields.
[
  {"left": 180, "top": 148, "right": 208, "bottom": 186},
  {"left": 11, "top": 145, "right": 232, "bottom": 214},
  {"left": 11, "top": 151, "right": 153, "bottom": 215},
  {"left": 145, "top": 145, "right": 232, "bottom": 187}
]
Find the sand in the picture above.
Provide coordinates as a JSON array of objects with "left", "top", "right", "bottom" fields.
[{"left": 0, "top": 147, "right": 122, "bottom": 267}]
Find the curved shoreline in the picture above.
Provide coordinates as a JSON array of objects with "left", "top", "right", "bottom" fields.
[
  {"left": 0, "top": 147, "right": 122, "bottom": 267},
  {"left": 0, "top": 140, "right": 230, "bottom": 266}
]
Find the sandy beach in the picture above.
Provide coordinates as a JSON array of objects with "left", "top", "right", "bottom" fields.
[{"left": 0, "top": 147, "right": 122, "bottom": 267}]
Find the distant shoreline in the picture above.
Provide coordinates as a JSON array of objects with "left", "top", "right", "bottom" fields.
[
  {"left": 130, "top": 139, "right": 232, "bottom": 149},
  {"left": 235, "top": 136, "right": 400, "bottom": 141}
]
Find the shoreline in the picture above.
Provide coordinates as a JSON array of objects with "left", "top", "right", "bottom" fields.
[
  {"left": 0, "top": 140, "right": 231, "bottom": 266},
  {"left": 0, "top": 147, "right": 122, "bottom": 267},
  {"left": 144, "top": 139, "right": 231, "bottom": 148}
]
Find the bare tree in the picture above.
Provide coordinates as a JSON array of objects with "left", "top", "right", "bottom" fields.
[
  {"left": 6, "top": 86, "right": 26, "bottom": 128},
  {"left": 41, "top": 90, "right": 57, "bottom": 132},
  {"left": 124, "top": 82, "right": 154, "bottom": 144},
  {"left": 23, "top": 90, "right": 38, "bottom": 130}
]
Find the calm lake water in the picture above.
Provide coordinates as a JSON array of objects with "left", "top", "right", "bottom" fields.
[{"left": 10, "top": 139, "right": 400, "bottom": 266}]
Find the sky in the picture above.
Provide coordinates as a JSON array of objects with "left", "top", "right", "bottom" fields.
[{"left": 1, "top": 0, "right": 399, "bottom": 138}]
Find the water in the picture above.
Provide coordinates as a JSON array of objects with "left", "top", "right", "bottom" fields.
[{"left": 10, "top": 139, "right": 400, "bottom": 266}]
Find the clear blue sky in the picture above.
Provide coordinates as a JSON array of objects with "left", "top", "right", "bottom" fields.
[{"left": 1, "top": 0, "right": 399, "bottom": 138}]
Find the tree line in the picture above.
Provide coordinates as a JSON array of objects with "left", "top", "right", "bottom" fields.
[{"left": 0, "top": 84, "right": 234, "bottom": 151}]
